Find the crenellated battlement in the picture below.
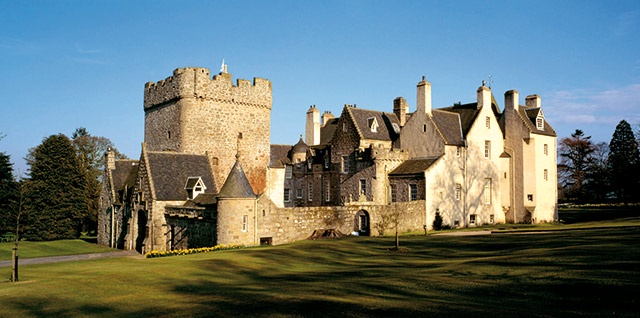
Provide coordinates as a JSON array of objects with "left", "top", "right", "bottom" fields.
[{"left": 144, "top": 67, "right": 272, "bottom": 110}]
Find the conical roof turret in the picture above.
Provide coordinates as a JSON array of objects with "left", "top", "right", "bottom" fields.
[{"left": 217, "top": 156, "right": 256, "bottom": 199}]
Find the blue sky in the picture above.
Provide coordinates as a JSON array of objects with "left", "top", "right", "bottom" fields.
[{"left": 1, "top": 0, "right": 639, "bottom": 175}]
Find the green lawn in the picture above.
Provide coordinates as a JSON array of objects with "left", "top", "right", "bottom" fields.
[
  {"left": 1, "top": 220, "right": 638, "bottom": 317},
  {"left": 0, "top": 239, "right": 115, "bottom": 261}
]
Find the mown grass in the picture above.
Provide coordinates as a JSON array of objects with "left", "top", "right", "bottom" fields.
[
  {"left": 1, "top": 220, "right": 638, "bottom": 317},
  {"left": 0, "top": 239, "right": 115, "bottom": 261}
]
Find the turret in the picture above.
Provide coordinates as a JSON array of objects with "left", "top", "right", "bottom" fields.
[{"left": 416, "top": 76, "right": 432, "bottom": 115}]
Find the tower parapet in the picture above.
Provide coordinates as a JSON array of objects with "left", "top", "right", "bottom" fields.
[{"left": 144, "top": 67, "right": 272, "bottom": 110}]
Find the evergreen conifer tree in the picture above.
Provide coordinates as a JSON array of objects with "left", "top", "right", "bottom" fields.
[
  {"left": 608, "top": 120, "right": 640, "bottom": 202},
  {"left": 26, "top": 134, "right": 86, "bottom": 240}
]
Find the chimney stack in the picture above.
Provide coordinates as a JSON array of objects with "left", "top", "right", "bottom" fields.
[
  {"left": 393, "top": 97, "right": 408, "bottom": 126},
  {"left": 477, "top": 85, "right": 492, "bottom": 109},
  {"left": 504, "top": 90, "right": 519, "bottom": 110},
  {"left": 416, "top": 76, "right": 432, "bottom": 115},
  {"left": 321, "top": 111, "right": 335, "bottom": 127},
  {"left": 305, "top": 105, "right": 320, "bottom": 146},
  {"left": 525, "top": 95, "right": 541, "bottom": 108}
]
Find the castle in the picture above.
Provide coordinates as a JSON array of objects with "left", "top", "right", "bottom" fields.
[{"left": 98, "top": 64, "right": 558, "bottom": 253}]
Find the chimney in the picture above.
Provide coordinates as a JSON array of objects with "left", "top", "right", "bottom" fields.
[
  {"left": 416, "top": 76, "right": 432, "bottom": 115},
  {"left": 504, "top": 90, "right": 519, "bottom": 110},
  {"left": 106, "top": 148, "right": 116, "bottom": 171},
  {"left": 393, "top": 97, "right": 408, "bottom": 126},
  {"left": 525, "top": 94, "right": 541, "bottom": 108},
  {"left": 305, "top": 105, "right": 320, "bottom": 146},
  {"left": 321, "top": 111, "right": 335, "bottom": 127},
  {"left": 477, "top": 85, "right": 492, "bottom": 109}
]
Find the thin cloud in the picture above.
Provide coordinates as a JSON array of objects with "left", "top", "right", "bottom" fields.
[
  {"left": 545, "top": 84, "right": 640, "bottom": 126},
  {"left": 0, "top": 36, "right": 39, "bottom": 54},
  {"left": 75, "top": 43, "right": 102, "bottom": 54}
]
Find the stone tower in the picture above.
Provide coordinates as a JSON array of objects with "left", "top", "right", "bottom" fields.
[{"left": 143, "top": 66, "right": 272, "bottom": 194}]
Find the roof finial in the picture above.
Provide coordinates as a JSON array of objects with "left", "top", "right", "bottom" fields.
[{"left": 220, "top": 58, "right": 228, "bottom": 74}]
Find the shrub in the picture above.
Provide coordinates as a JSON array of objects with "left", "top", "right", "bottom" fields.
[{"left": 145, "top": 244, "right": 245, "bottom": 258}]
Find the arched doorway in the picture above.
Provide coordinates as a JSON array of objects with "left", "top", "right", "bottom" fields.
[
  {"left": 135, "top": 210, "right": 147, "bottom": 253},
  {"left": 355, "top": 210, "right": 370, "bottom": 236}
]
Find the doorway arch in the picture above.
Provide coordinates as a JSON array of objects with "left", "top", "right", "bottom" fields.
[
  {"left": 354, "top": 210, "right": 370, "bottom": 236},
  {"left": 135, "top": 210, "right": 147, "bottom": 253}
]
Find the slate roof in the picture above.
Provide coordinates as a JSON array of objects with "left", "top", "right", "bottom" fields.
[
  {"left": 320, "top": 117, "right": 339, "bottom": 145},
  {"left": 292, "top": 137, "right": 308, "bottom": 154},
  {"left": 218, "top": 159, "right": 256, "bottom": 199},
  {"left": 389, "top": 157, "right": 441, "bottom": 176},
  {"left": 269, "top": 144, "right": 292, "bottom": 168},
  {"left": 112, "top": 160, "right": 139, "bottom": 191},
  {"left": 438, "top": 103, "right": 481, "bottom": 138},
  {"left": 145, "top": 152, "right": 216, "bottom": 201},
  {"left": 431, "top": 110, "right": 464, "bottom": 146},
  {"left": 345, "top": 107, "right": 400, "bottom": 141}
]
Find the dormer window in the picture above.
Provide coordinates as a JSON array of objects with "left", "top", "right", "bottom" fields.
[
  {"left": 536, "top": 116, "right": 544, "bottom": 130},
  {"left": 185, "top": 177, "right": 206, "bottom": 200},
  {"left": 367, "top": 117, "right": 378, "bottom": 133}
]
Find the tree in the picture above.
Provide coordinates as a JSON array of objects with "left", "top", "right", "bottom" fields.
[
  {"left": 558, "top": 129, "right": 595, "bottom": 202},
  {"left": 71, "top": 127, "right": 126, "bottom": 234},
  {"left": 0, "top": 150, "right": 18, "bottom": 235},
  {"left": 584, "top": 142, "right": 610, "bottom": 201},
  {"left": 25, "top": 134, "right": 87, "bottom": 240},
  {"left": 608, "top": 120, "right": 640, "bottom": 202}
]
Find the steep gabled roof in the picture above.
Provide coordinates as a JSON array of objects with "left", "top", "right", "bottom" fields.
[
  {"left": 345, "top": 106, "right": 400, "bottom": 141},
  {"left": 438, "top": 103, "right": 481, "bottom": 138},
  {"left": 389, "top": 157, "right": 441, "bottom": 176},
  {"left": 269, "top": 144, "right": 292, "bottom": 168},
  {"left": 146, "top": 152, "right": 216, "bottom": 201},
  {"left": 218, "top": 158, "right": 256, "bottom": 199},
  {"left": 109, "top": 159, "right": 139, "bottom": 205}
]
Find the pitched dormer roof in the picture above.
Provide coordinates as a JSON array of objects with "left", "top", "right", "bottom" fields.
[
  {"left": 344, "top": 106, "right": 400, "bottom": 141},
  {"left": 521, "top": 107, "right": 556, "bottom": 137}
]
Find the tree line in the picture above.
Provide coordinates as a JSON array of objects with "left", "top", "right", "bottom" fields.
[
  {"left": 559, "top": 119, "right": 640, "bottom": 203},
  {"left": 0, "top": 128, "right": 126, "bottom": 241}
]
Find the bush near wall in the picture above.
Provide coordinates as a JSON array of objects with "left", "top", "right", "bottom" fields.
[{"left": 145, "top": 244, "right": 245, "bottom": 258}]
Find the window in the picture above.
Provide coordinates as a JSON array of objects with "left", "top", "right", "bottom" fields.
[
  {"left": 490, "top": 214, "right": 495, "bottom": 224},
  {"left": 360, "top": 179, "right": 367, "bottom": 195},
  {"left": 284, "top": 189, "right": 291, "bottom": 202},
  {"left": 536, "top": 116, "right": 544, "bottom": 130},
  {"left": 308, "top": 183, "right": 313, "bottom": 201},
  {"left": 342, "top": 155, "right": 349, "bottom": 173},
  {"left": 242, "top": 215, "right": 248, "bottom": 232},
  {"left": 527, "top": 194, "right": 534, "bottom": 201},
  {"left": 544, "top": 144, "right": 548, "bottom": 155},
  {"left": 409, "top": 184, "right": 417, "bottom": 201},
  {"left": 484, "top": 178, "right": 492, "bottom": 205},
  {"left": 456, "top": 146, "right": 461, "bottom": 157},
  {"left": 296, "top": 188, "right": 303, "bottom": 199},
  {"left": 285, "top": 165, "right": 292, "bottom": 179},
  {"left": 470, "top": 214, "right": 477, "bottom": 225},
  {"left": 390, "top": 184, "right": 397, "bottom": 202},
  {"left": 485, "top": 116, "right": 490, "bottom": 129},
  {"left": 343, "top": 121, "right": 348, "bottom": 132},
  {"left": 167, "top": 130, "right": 171, "bottom": 139},
  {"left": 484, "top": 140, "right": 491, "bottom": 159},
  {"left": 367, "top": 117, "right": 378, "bottom": 132},
  {"left": 325, "top": 180, "right": 330, "bottom": 202},
  {"left": 455, "top": 183, "right": 461, "bottom": 201},
  {"left": 544, "top": 169, "right": 548, "bottom": 181},
  {"left": 423, "top": 124, "right": 427, "bottom": 132}
]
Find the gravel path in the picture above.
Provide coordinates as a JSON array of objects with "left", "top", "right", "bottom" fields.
[{"left": 0, "top": 250, "right": 142, "bottom": 268}]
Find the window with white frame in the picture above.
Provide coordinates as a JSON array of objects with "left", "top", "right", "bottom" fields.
[
  {"left": 360, "top": 179, "right": 367, "bottom": 195},
  {"left": 536, "top": 116, "right": 544, "bottom": 130},
  {"left": 484, "top": 140, "right": 491, "bottom": 159},
  {"left": 342, "top": 155, "right": 349, "bottom": 173},
  {"left": 296, "top": 188, "right": 303, "bottom": 199},
  {"left": 284, "top": 189, "right": 291, "bottom": 202},
  {"left": 390, "top": 184, "right": 397, "bottom": 202},
  {"left": 242, "top": 215, "right": 248, "bottom": 232},
  {"left": 484, "top": 178, "right": 492, "bottom": 205},
  {"left": 308, "top": 183, "right": 313, "bottom": 201},
  {"left": 325, "top": 180, "right": 330, "bottom": 202},
  {"left": 455, "top": 183, "right": 461, "bottom": 201},
  {"left": 485, "top": 116, "right": 490, "bottom": 129},
  {"left": 285, "top": 165, "right": 292, "bottom": 179},
  {"left": 409, "top": 184, "right": 417, "bottom": 201}
]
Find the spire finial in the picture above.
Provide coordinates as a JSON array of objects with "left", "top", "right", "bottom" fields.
[{"left": 220, "top": 58, "right": 228, "bottom": 74}]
